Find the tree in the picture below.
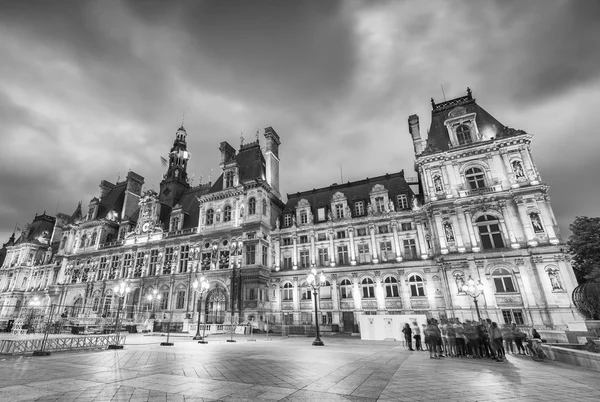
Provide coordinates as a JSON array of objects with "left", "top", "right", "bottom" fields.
[{"left": 568, "top": 216, "right": 600, "bottom": 284}]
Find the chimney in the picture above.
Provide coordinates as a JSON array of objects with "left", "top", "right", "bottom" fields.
[
  {"left": 408, "top": 114, "right": 424, "bottom": 155},
  {"left": 264, "top": 127, "right": 281, "bottom": 198},
  {"left": 99, "top": 180, "right": 116, "bottom": 198},
  {"left": 219, "top": 141, "right": 237, "bottom": 167},
  {"left": 122, "top": 171, "right": 145, "bottom": 220}
]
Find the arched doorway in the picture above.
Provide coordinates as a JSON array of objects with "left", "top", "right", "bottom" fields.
[{"left": 205, "top": 288, "right": 228, "bottom": 324}]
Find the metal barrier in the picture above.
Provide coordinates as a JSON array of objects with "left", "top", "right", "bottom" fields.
[{"left": 0, "top": 333, "right": 126, "bottom": 355}]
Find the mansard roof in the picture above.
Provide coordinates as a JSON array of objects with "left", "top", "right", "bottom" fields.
[
  {"left": 284, "top": 171, "right": 414, "bottom": 214},
  {"left": 425, "top": 88, "right": 505, "bottom": 153},
  {"left": 96, "top": 181, "right": 126, "bottom": 220},
  {"left": 208, "top": 140, "right": 267, "bottom": 193},
  {"left": 175, "top": 184, "right": 212, "bottom": 229},
  {"left": 14, "top": 213, "right": 56, "bottom": 246}
]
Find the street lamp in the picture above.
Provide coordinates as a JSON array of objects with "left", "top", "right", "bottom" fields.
[
  {"left": 146, "top": 288, "right": 162, "bottom": 319},
  {"left": 461, "top": 275, "right": 485, "bottom": 321},
  {"left": 306, "top": 267, "right": 327, "bottom": 346},
  {"left": 108, "top": 280, "right": 130, "bottom": 349},
  {"left": 192, "top": 275, "right": 210, "bottom": 343}
]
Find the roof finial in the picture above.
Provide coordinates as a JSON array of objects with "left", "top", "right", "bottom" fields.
[
  {"left": 256, "top": 126, "right": 260, "bottom": 143},
  {"left": 209, "top": 168, "right": 214, "bottom": 183},
  {"left": 431, "top": 97, "right": 435, "bottom": 108},
  {"left": 240, "top": 131, "right": 244, "bottom": 146},
  {"left": 467, "top": 87, "right": 472, "bottom": 99}
]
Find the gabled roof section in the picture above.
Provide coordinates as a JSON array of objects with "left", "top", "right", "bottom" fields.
[
  {"left": 15, "top": 213, "right": 56, "bottom": 246},
  {"left": 284, "top": 171, "right": 414, "bottom": 213},
  {"left": 425, "top": 88, "right": 505, "bottom": 153},
  {"left": 96, "top": 181, "right": 126, "bottom": 220}
]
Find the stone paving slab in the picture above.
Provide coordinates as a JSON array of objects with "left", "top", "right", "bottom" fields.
[{"left": 0, "top": 334, "right": 599, "bottom": 401}]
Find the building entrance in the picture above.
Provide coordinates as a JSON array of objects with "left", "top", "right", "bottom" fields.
[
  {"left": 342, "top": 312, "right": 355, "bottom": 333},
  {"left": 205, "top": 288, "right": 228, "bottom": 324}
]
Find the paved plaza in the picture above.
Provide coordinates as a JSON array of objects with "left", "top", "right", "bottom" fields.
[{"left": 0, "top": 333, "right": 599, "bottom": 402}]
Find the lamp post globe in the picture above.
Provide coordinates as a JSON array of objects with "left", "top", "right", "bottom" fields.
[
  {"left": 462, "top": 276, "right": 484, "bottom": 321},
  {"left": 109, "top": 280, "right": 130, "bottom": 349},
  {"left": 306, "top": 267, "right": 326, "bottom": 346}
]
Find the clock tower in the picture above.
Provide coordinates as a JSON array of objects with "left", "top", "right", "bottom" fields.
[{"left": 159, "top": 125, "right": 191, "bottom": 207}]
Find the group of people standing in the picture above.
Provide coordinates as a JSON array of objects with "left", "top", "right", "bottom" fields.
[{"left": 402, "top": 318, "right": 542, "bottom": 362}]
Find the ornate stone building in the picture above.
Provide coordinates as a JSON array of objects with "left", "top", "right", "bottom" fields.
[{"left": 0, "top": 89, "right": 581, "bottom": 331}]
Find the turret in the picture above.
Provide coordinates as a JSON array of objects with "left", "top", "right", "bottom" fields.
[{"left": 159, "top": 125, "right": 191, "bottom": 207}]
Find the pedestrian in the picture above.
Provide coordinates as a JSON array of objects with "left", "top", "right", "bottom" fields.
[
  {"left": 490, "top": 322, "right": 504, "bottom": 362},
  {"left": 402, "top": 323, "right": 414, "bottom": 351},
  {"left": 440, "top": 319, "right": 449, "bottom": 356},
  {"left": 413, "top": 322, "right": 423, "bottom": 351},
  {"left": 465, "top": 320, "right": 480, "bottom": 358},
  {"left": 446, "top": 318, "right": 457, "bottom": 357},
  {"left": 454, "top": 319, "right": 466, "bottom": 357},
  {"left": 422, "top": 324, "right": 429, "bottom": 351},
  {"left": 426, "top": 319, "right": 441, "bottom": 359},
  {"left": 502, "top": 324, "right": 515, "bottom": 354},
  {"left": 512, "top": 323, "right": 526, "bottom": 355}
]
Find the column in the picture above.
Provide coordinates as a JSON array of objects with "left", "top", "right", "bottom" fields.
[
  {"left": 274, "top": 237, "right": 281, "bottom": 271},
  {"left": 450, "top": 213, "right": 466, "bottom": 253},
  {"left": 499, "top": 201, "right": 520, "bottom": 248},
  {"left": 441, "top": 163, "right": 453, "bottom": 198},
  {"left": 374, "top": 271, "right": 386, "bottom": 312},
  {"left": 453, "top": 163, "right": 464, "bottom": 194},
  {"left": 433, "top": 213, "right": 448, "bottom": 254},
  {"left": 501, "top": 152, "right": 518, "bottom": 189},
  {"left": 348, "top": 227, "right": 357, "bottom": 266},
  {"left": 328, "top": 230, "right": 336, "bottom": 267},
  {"left": 310, "top": 232, "right": 316, "bottom": 267},
  {"left": 292, "top": 276, "right": 300, "bottom": 320},
  {"left": 391, "top": 222, "right": 403, "bottom": 262},
  {"left": 415, "top": 220, "right": 428, "bottom": 259},
  {"left": 292, "top": 235, "right": 298, "bottom": 270},
  {"left": 515, "top": 199, "right": 538, "bottom": 247},
  {"left": 424, "top": 168, "right": 436, "bottom": 201},
  {"left": 369, "top": 225, "right": 379, "bottom": 264},
  {"left": 331, "top": 274, "right": 340, "bottom": 311},
  {"left": 520, "top": 147, "right": 540, "bottom": 184},
  {"left": 537, "top": 198, "right": 559, "bottom": 244},
  {"left": 352, "top": 273, "right": 362, "bottom": 313},
  {"left": 462, "top": 207, "right": 480, "bottom": 252},
  {"left": 168, "top": 278, "right": 175, "bottom": 312}
]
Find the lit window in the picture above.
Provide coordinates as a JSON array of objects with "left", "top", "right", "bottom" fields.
[
  {"left": 408, "top": 274, "right": 426, "bottom": 297},
  {"left": 301, "top": 283, "right": 312, "bottom": 300},
  {"left": 465, "top": 167, "right": 486, "bottom": 190},
  {"left": 476, "top": 215, "right": 505, "bottom": 249},
  {"left": 456, "top": 125, "right": 472, "bottom": 145}
]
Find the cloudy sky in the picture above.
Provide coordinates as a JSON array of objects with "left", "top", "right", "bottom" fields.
[{"left": 1, "top": 0, "right": 599, "bottom": 244}]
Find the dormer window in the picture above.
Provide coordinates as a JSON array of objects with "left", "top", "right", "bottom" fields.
[
  {"left": 397, "top": 194, "right": 408, "bottom": 209},
  {"left": 300, "top": 211, "right": 308, "bottom": 224},
  {"left": 223, "top": 205, "right": 232, "bottom": 222},
  {"left": 206, "top": 209, "right": 214, "bottom": 225},
  {"left": 354, "top": 201, "right": 364, "bottom": 216},
  {"left": 284, "top": 214, "right": 292, "bottom": 227},
  {"left": 170, "top": 216, "right": 180, "bottom": 232},
  {"left": 456, "top": 125, "right": 473, "bottom": 145},
  {"left": 225, "top": 171, "right": 234, "bottom": 188},
  {"left": 335, "top": 204, "right": 344, "bottom": 219},
  {"left": 375, "top": 197, "right": 385, "bottom": 213}
]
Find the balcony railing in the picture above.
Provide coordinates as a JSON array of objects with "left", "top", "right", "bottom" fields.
[
  {"left": 98, "top": 240, "right": 124, "bottom": 250},
  {"left": 163, "top": 227, "right": 197, "bottom": 238},
  {"left": 462, "top": 186, "right": 496, "bottom": 197}
]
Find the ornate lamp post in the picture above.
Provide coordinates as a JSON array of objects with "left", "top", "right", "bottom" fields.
[
  {"left": 146, "top": 288, "right": 162, "bottom": 319},
  {"left": 461, "top": 275, "right": 485, "bottom": 321},
  {"left": 192, "top": 274, "right": 210, "bottom": 343},
  {"left": 306, "top": 267, "right": 326, "bottom": 346},
  {"left": 109, "top": 280, "right": 130, "bottom": 349}
]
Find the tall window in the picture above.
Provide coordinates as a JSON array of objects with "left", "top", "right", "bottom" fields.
[
  {"left": 201, "top": 252, "right": 212, "bottom": 271},
  {"left": 337, "top": 245, "right": 349, "bottom": 266},
  {"left": 148, "top": 250, "right": 158, "bottom": 276},
  {"left": 375, "top": 197, "right": 385, "bottom": 213},
  {"left": 335, "top": 204, "right": 344, "bottom": 219},
  {"left": 299, "top": 250, "right": 310, "bottom": 268},
  {"left": 160, "top": 291, "right": 169, "bottom": 310},
  {"left": 109, "top": 256, "right": 119, "bottom": 280},
  {"left": 163, "top": 247, "right": 174, "bottom": 274},
  {"left": 361, "top": 278, "right": 375, "bottom": 298},
  {"left": 397, "top": 194, "right": 408, "bottom": 209},
  {"left": 465, "top": 167, "right": 486, "bottom": 190},
  {"left": 476, "top": 215, "right": 505, "bottom": 249},
  {"left": 283, "top": 256, "right": 292, "bottom": 270},
  {"left": 134, "top": 252, "right": 144, "bottom": 278},
  {"left": 248, "top": 198, "right": 256, "bottom": 215},
  {"left": 318, "top": 248, "right": 329, "bottom": 267},
  {"left": 354, "top": 201, "right": 364, "bottom": 216},
  {"left": 380, "top": 241, "right": 394, "bottom": 261},
  {"left": 340, "top": 279, "right": 353, "bottom": 299},
  {"left": 218, "top": 250, "right": 229, "bottom": 269},
  {"left": 245, "top": 245, "right": 256, "bottom": 265},
  {"left": 384, "top": 277, "right": 399, "bottom": 297},
  {"left": 176, "top": 290, "right": 185, "bottom": 309},
  {"left": 98, "top": 257, "right": 108, "bottom": 281},
  {"left": 170, "top": 216, "right": 180, "bottom": 232},
  {"left": 456, "top": 124, "right": 472, "bottom": 145},
  {"left": 301, "top": 283, "right": 312, "bottom": 300},
  {"left": 262, "top": 199, "right": 267, "bottom": 215},
  {"left": 409, "top": 274, "right": 426, "bottom": 297},
  {"left": 179, "top": 245, "right": 189, "bottom": 273},
  {"left": 262, "top": 245, "right": 268, "bottom": 266},
  {"left": 300, "top": 211, "right": 308, "bottom": 224},
  {"left": 493, "top": 268, "right": 517, "bottom": 293},
  {"left": 282, "top": 282, "right": 293, "bottom": 301},
  {"left": 223, "top": 205, "right": 232, "bottom": 222},
  {"left": 403, "top": 239, "right": 417, "bottom": 259},
  {"left": 225, "top": 171, "right": 234, "bottom": 188},
  {"left": 123, "top": 253, "right": 133, "bottom": 278},
  {"left": 320, "top": 281, "right": 331, "bottom": 299},
  {"left": 357, "top": 244, "right": 371, "bottom": 264},
  {"left": 317, "top": 207, "right": 326, "bottom": 221},
  {"left": 206, "top": 209, "right": 214, "bottom": 225}
]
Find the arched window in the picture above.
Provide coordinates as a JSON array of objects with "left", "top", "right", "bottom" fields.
[
  {"left": 361, "top": 278, "right": 375, "bottom": 298},
  {"left": 465, "top": 167, "right": 486, "bottom": 190},
  {"left": 384, "top": 277, "right": 399, "bottom": 297},
  {"left": 206, "top": 209, "right": 214, "bottom": 225},
  {"left": 262, "top": 199, "right": 268, "bottom": 215},
  {"left": 319, "top": 280, "right": 331, "bottom": 299},
  {"left": 282, "top": 282, "right": 293, "bottom": 301},
  {"left": 476, "top": 215, "right": 505, "bottom": 249},
  {"left": 225, "top": 171, "right": 234, "bottom": 188},
  {"left": 223, "top": 205, "right": 232, "bottom": 222},
  {"left": 301, "top": 282, "right": 312, "bottom": 300},
  {"left": 340, "top": 279, "right": 353, "bottom": 299},
  {"left": 248, "top": 198, "right": 256, "bottom": 215},
  {"left": 492, "top": 268, "right": 517, "bottom": 293},
  {"left": 408, "top": 274, "right": 426, "bottom": 297},
  {"left": 456, "top": 125, "right": 472, "bottom": 145}
]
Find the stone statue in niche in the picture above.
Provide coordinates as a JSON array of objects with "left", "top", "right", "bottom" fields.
[
  {"left": 512, "top": 160, "right": 525, "bottom": 179},
  {"left": 388, "top": 199, "right": 395, "bottom": 212},
  {"left": 548, "top": 270, "right": 563, "bottom": 291},
  {"left": 455, "top": 275, "right": 465, "bottom": 293},
  {"left": 328, "top": 210, "right": 333, "bottom": 221},
  {"left": 346, "top": 205, "right": 352, "bottom": 218},
  {"left": 411, "top": 196, "right": 421, "bottom": 210},
  {"left": 308, "top": 211, "right": 313, "bottom": 224},
  {"left": 530, "top": 213, "right": 544, "bottom": 233},
  {"left": 367, "top": 203, "right": 373, "bottom": 216},
  {"left": 275, "top": 219, "right": 280, "bottom": 230},
  {"left": 433, "top": 175, "right": 444, "bottom": 192},
  {"left": 292, "top": 214, "right": 297, "bottom": 226},
  {"left": 443, "top": 222, "right": 455, "bottom": 242}
]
